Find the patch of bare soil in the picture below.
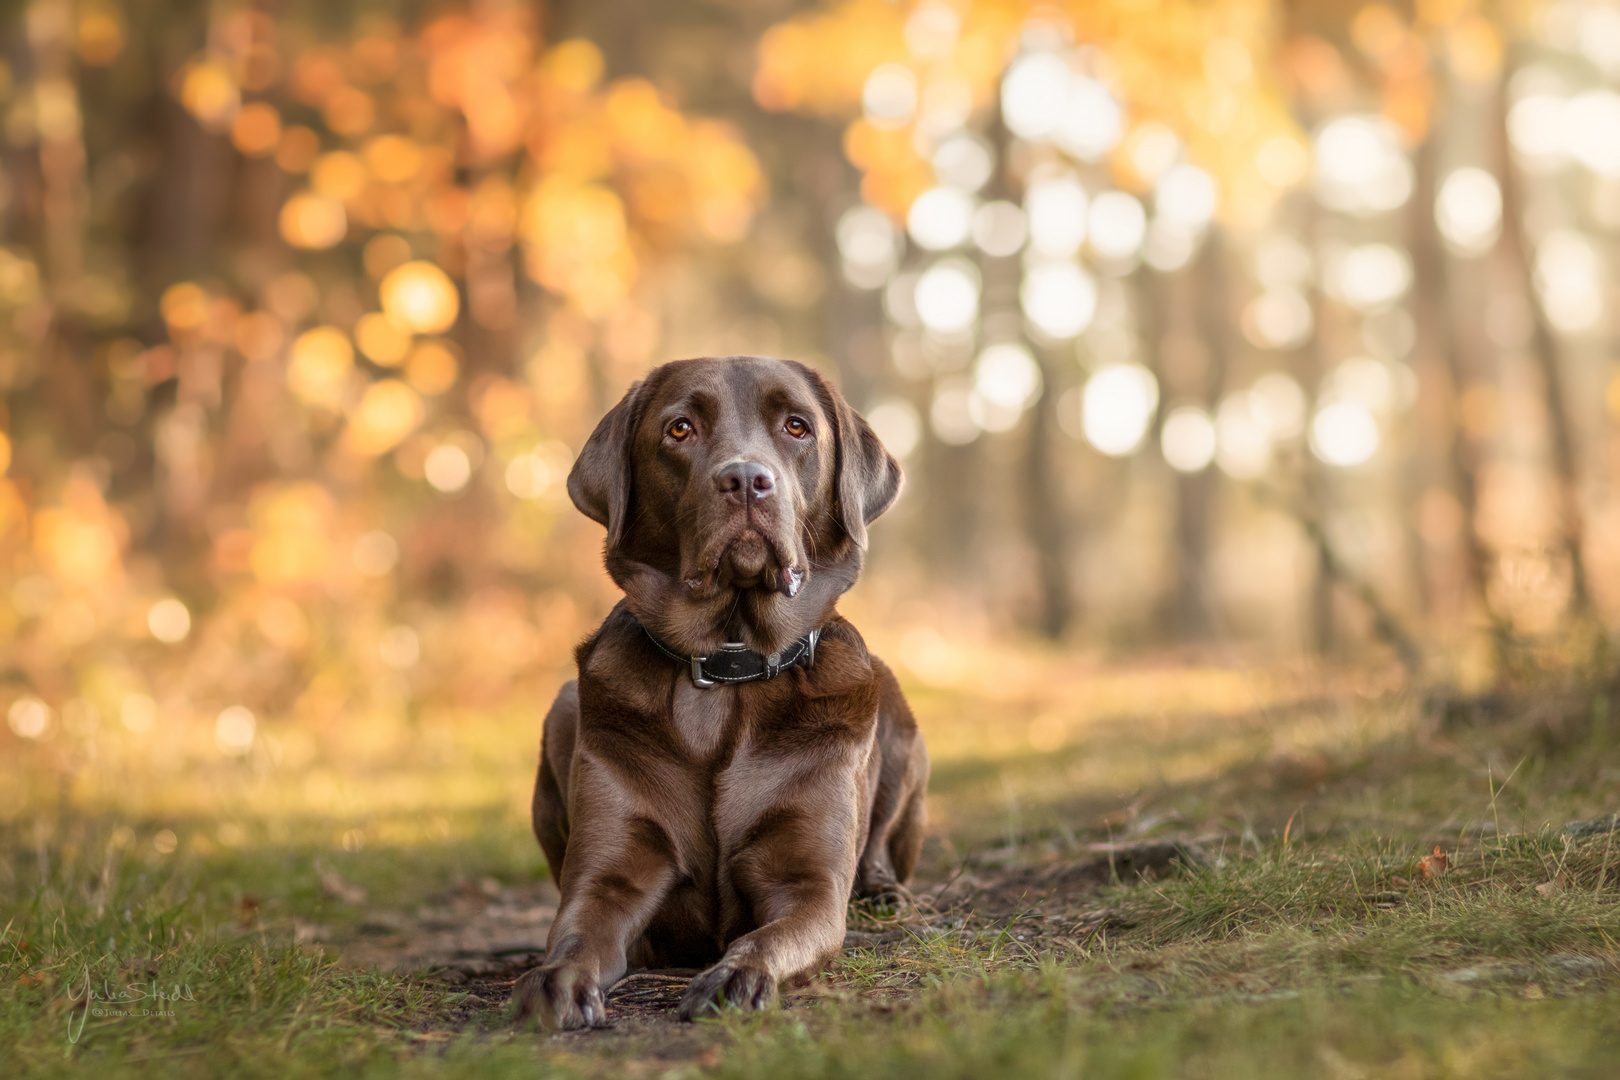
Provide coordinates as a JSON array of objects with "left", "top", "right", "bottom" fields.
[
  {"left": 329, "top": 841, "right": 1204, "bottom": 1041},
  {"left": 338, "top": 877, "right": 558, "bottom": 982},
  {"left": 932, "top": 840, "right": 1207, "bottom": 914},
  {"left": 843, "top": 839, "right": 1216, "bottom": 954}
]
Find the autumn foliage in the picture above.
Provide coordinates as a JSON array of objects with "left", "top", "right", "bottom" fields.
[{"left": 0, "top": 0, "right": 765, "bottom": 758}]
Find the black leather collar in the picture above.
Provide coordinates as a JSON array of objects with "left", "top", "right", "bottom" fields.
[{"left": 636, "top": 618, "right": 821, "bottom": 687}]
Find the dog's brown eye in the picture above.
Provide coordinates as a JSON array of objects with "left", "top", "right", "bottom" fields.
[
  {"left": 667, "top": 419, "right": 693, "bottom": 441},
  {"left": 784, "top": 416, "right": 809, "bottom": 439}
]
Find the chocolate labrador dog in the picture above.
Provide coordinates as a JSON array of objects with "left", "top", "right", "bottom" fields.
[{"left": 513, "top": 355, "right": 928, "bottom": 1030}]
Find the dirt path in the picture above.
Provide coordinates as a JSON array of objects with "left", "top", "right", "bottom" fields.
[{"left": 327, "top": 839, "right": 1210, "bottom": 1041}]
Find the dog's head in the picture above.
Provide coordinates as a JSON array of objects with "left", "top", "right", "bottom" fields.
[{"left": 568, "top": 356, "right": 902, "bottom": 654}]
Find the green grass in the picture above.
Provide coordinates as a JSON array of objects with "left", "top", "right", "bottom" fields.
[
  {"left": 4, "top": 653, "right": 1620, "bottom": 1078},
  {"left": 701, "top": 983, "right": 1620, "bottom": 1080}
]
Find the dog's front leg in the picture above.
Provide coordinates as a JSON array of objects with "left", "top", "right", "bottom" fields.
[
  {"left": 513, "top": 768, "right": 680, "bottom": 1030},
  {"left": 678, "top": 793, "right": 859, "bottom": 1020}
]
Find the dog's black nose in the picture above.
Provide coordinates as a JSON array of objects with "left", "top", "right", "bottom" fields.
[{"left": 715, "top": 461, "right": 775, "bottom": 503}]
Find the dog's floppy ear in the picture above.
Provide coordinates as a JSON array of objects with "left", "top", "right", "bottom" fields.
[
  {"left": 567, "top": 380, "right": 646, "bottom": 550},
  {"left": 799, "top": 364, "right": 903, "bottom": 549}
]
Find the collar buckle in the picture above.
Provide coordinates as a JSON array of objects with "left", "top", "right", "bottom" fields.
[{"left": 690, "top": 654, "right": 716, "bottom": 688}]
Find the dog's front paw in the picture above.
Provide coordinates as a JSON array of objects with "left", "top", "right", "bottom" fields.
[
  {"left": 512, "top": 964, "right": 608, "bottom": 1030},
  {"left": 677, "top": 961, "right": 776, "bottom": 1020}
]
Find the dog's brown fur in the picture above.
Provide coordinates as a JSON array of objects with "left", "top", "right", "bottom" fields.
[{"left": 513, "top": 356, "right": 928, "bottom": 1029}]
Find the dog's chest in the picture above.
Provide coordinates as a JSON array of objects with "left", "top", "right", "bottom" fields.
[
  {"left": 669, "top": 680, "right": 736, "bottom": 761},
  {"left": 667, "top": 679, "right": 836, "bottom": 860}
]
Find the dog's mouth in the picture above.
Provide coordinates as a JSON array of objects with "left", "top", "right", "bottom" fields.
[
  {"left": 684, "top": 527, "right": 804, "bottom": 599},
  {"left": 728, "top": 530, "right": 770, "bottom": 579}
]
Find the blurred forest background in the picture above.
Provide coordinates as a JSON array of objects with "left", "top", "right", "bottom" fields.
[{"left": 2, "top": 0, "right": 1619, "bottom": 774}]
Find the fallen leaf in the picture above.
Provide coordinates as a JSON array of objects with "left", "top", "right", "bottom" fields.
[
  {"left": 16, "top": 972, "right": 47, "bottom": 988},
  {"left": 1419, "top": 847, "right": 1450, "bottom": 878},
  {"left": 293, "top": 918, "right": 331, "bottom": 944},
  {"left": 450, "top": 877, "right": 504, "bottom": 905},
  {"left": 237, "top": 895, "right": 261, "bottom": 926},
  {"left": 1535, "top": 872, "right": 1571, "bottom": 897},
  {"left": 317, "top": 864, "right": 368, "bottom": 905}
]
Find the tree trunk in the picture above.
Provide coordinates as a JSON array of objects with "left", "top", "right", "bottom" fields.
[
  {"left": 1148, "top": 251, "right": 1222, "bottom": 641},
  {"left": 1411, "top": 127, "right": 1498, "bottom": 665},
  {"left": 1494, "top": 57, "right": 1592, "bottom": 618},
  {"left": 1026, "top": 348, "right": 1070, "bottom": 640}
]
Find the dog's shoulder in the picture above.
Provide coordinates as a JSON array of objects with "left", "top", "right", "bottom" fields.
[
  {"left": 572, "top": 600, "right": 638, "bottom": 668},
  {"left": 737, "top": 616, "right": 886, "bottom": 755},
  {"left": 789, "top": 615, "right": 876, "bottom": 699},
  {"left": 574, "top": 601, "right": 671, "bottom": 717}
]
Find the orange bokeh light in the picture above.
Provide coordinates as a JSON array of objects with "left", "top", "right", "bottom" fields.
[
  {"left": 541, "top": 39, "right": 604, "bottom": 95},
  {"left": 311, "top": 151, "right": 368, "bottom": 201},
  {"left": 344, "top": 379, "right": 425, "bottom": 456},
  {"left": 287, "top": 327, "right": 355, "bottom": 409},
  {"left": 379, "top": 261, "right": 460, "bottom": 334},
  {"left": 76, "top": 3, "right": 126, "bottom": 66},
  {"left": 324, "top": 86, "right": 376, "bottom": 135},
  {"left": 279, "top": 192, "right": 348, "bottom": 249},
  {"left": 355, "top": 312, "right": 413, "bottom": 367},
  {"left": 362, "top": 135, "right": 424, "bottom": 184},
  {"left": 404, "top": 341, "right": 460, "bottom": 396},
  {"left": 248, "top": 482, "right": 334, "bottom": 585},
  {"left": 160, "top": 282, "right": 210, "bottom": 334},
  {"left": 180, "top": 61, "right": 240, "bottom": 130},
  {"left": 275, "top": 125, "right": 321, "bottom": 172},
  {"left": 231, "top": 103, "right": 282, "bottom": 157}
]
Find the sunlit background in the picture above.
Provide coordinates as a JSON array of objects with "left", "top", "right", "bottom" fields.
[{"left": 2, "top": 0, "right": 1619, "bottom": 807}]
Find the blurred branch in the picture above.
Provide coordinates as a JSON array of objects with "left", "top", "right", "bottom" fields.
[
  {"left": 1258, "top": 485, "right": 1423, "bottom": 678},
  {"left": 1495, "top": 49, "right": 1592, "bottom": 620},
  {"left": 1301, "top": 196, "right": 1335, "bottom": 657}
]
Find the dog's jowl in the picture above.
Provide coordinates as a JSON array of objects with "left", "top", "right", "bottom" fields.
[{"left": 513, "top": 356, "right": 929, "bottom": 1029}]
